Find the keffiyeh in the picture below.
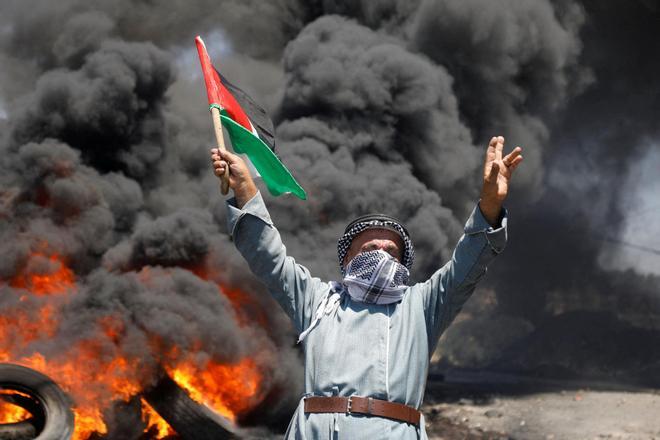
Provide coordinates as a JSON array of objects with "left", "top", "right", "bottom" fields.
[
  {"left": 298, "top": 250, "right": 410, "bottom": 343},
  {"left": 299, "top": 214, "right": 416, "bottom": 343},
  {"left": 343, "top": 250, "right": 410, "bottom": 304},
  {"left": 337, "top": 214, "right": 414, "bottom": 274}
]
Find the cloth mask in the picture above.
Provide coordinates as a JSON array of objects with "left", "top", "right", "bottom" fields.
[
  {"left": 342, "top": 249, "right": 410, "bottom": 304},
  {"left": 296, "top": 250, "right": 410, "bottom": 343}
]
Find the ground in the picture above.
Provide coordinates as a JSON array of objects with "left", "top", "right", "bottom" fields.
[{"left": 422, "top": 371, "right": 660, "bottom": 440}]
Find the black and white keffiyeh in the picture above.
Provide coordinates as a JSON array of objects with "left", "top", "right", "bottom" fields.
[
  {"left": 343, "top": 250, "right": 410, "bottom": 304},
  {"left": 297, "top": 250, "right": 410, "bottom": 343},
  {"left": 298, "top": 214, "right": 416, "bottom": 343},
  {"left": 337, "top": 215, "right": 414, "bottom": 275}
]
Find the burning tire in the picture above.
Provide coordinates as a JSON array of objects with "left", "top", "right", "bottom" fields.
[
  {"left": 0, "top": 391, "right": 39, "bottom": 440},
  {"left": 143, "top": 372, "right": 238, "bottom": 440},
  {"left": 0, "top": 419, "right": 37, "bottom": 440},
  {"left": 0, "top": 364, "right": 74, "bottom": 440}
]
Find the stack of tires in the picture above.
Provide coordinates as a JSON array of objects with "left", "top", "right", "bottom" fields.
[
  {"left": 0, "top": 364, "right": 274, "bottom": 439},
  {"left": 0, "top": 364, "right": 74, "bottom": 440}
]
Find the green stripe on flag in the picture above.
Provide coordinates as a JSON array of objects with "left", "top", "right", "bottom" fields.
[{"left": 219, "top": 112, "right": 306, "bottom": 200}]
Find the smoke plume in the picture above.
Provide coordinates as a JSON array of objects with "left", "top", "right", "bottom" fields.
[{"left": 1, "top": 0, "right": 659, "bottom": 435}]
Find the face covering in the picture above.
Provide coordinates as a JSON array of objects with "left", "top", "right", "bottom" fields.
[
  {"left": 297, "top": 250, "right": 410, "bottom": 343},
  {"left": 342, "top": 249, "right": 410, "bottom": 304}
]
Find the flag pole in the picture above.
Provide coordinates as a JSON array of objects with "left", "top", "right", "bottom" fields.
[
  {"left": 195, "top": 35, "right": 230, "bottom": 195},
  {"left": 210, "top": 107, "right": 230, "bottom": 195}
]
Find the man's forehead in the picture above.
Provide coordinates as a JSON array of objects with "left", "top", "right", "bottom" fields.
[{"left": 351, "top": 228, "right": 404, "bottom": 247}]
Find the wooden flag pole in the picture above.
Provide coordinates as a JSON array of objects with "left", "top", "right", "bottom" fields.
[{"left": 211, "top": 106, "right": 230, "bottom": 195}]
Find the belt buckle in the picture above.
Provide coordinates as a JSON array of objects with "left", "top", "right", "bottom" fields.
[{"left": 346, "top": 396, "right": 373, "bottom": 415}]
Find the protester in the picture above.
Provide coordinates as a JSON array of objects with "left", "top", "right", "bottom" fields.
[{"left": 211, "top": 136, "right": 523, "bottom": 439}]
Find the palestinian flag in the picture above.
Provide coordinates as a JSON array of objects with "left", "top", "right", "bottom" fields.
[{"left": 195, "top": 36, "right": 306, "bottom": 200}]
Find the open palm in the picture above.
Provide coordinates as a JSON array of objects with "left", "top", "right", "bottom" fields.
[{"left": 480, "top": 136, "right": 523, "bottom": 224}]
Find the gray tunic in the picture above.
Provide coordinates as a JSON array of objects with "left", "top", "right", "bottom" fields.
[{"left": 227, "top": 192, "right": 507, "bottom": 439}]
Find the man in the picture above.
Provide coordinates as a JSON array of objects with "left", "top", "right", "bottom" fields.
[{"left": 211, "top": 136, "right": 523, "bottom": 439}]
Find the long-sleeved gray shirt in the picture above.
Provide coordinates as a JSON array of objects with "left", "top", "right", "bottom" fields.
[{"left": 226, "top": 192, "right": 507, "bottom": 439}]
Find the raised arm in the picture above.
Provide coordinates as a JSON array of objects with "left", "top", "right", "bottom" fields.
[
  {"left": 211, "top": 148, "right": 325, "bottom": 333},
  {"left": 422, "top": 136, "right": 523, "bottom": 349},
  {"left": 422, "top": 203, "right": 507, "bottom": 348}
]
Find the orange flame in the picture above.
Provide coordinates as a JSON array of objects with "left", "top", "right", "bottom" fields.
[
  {"left": 141, "top": 398, "right": 175, "bottom": 438},
  {"left": 10, "top": 250, "right": 75, "bottom": 295},
  {"left": 0, "top": 305, "right": 58, "bottom": 350},
  {"left": 6, "top": 351, "right": 140, "bottom": 438},
  {"left": 0, "top": 390, "right": 32, "bottom": 424},
  {"left": 167, "top": 357, "right": 263, "bottom": 422},
  {"left": 0, "top": 402, "right": 30, "bottom": 423},
  {"left": 1, "top": 250, "right": 267, "bottom": 439}
]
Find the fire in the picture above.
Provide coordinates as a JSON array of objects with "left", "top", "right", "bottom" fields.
[
  {"left": 0, "top": 401, "right": 30, "bottom": 424},
  {"left": 0, "top": 390, "right": 32, "bottom": 423},
  {"left": 0, "top": 305, "right": 58, "bottom": 350},
  {"left": 141, "top": 398, "right": 175, "bottom": 437},
  {"left": 10, "top": 250, "right": 75, "bottom": 295},
  {"left": 73, "top": 408, "right": 107, "bottom": 439},
  {"left": 1, "top": 248, "right": 268, "bottom": 438},
  {"left": 5, "top": 349, "right": 178, "bottom": 439},
  {"left": 9, "top": 351, "right": 140, "bottom": 438},
  {"left": 168, "top": 357, "right": 263, "bottom": 422}
]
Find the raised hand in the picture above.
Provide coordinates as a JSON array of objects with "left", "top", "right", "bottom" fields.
[{"left": 479, "top": 136, "right": 523, "bottom": 226}]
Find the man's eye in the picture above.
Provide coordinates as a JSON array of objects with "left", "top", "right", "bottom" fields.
[{"left": 362, "top": 244, "right": 377, "bottom": 252}]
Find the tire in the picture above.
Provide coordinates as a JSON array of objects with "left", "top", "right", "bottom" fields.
[
  {"left": 0, "top": 364, "right": 74, "bottom": 440},
  {"left": 143, "top": 371, "right": 238, "bottom": 440},
  {"left": 0, "top": 420, "right": 38, "bottom": 440},
  {"left": 0, "top": 391, "right": 40, "bottom": 440}
]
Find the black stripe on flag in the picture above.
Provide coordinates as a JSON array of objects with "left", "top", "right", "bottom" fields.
[{"left": 216, "top": 69, "right": 276, "bottom": 152}]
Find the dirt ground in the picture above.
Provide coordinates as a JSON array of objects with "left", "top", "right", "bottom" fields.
[{"left": 422, "top": 372, "right": 660, "bottom": 440}]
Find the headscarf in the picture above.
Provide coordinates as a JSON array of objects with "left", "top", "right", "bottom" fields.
[{"left": 337, "top": 213, "right": 414, "bottom": 274}]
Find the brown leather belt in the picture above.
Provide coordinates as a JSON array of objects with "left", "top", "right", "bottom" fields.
[{"left": 304, "top": 396, "right": 421, "bottom": 426}]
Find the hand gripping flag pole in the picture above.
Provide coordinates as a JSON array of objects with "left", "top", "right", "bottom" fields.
[{"left": 195, "top": 36, "right": 306, "bottom": 200}]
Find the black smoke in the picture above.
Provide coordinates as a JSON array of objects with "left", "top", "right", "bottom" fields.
[{"left": 0, "top": 0, "right": 659, "bottom": 435}]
